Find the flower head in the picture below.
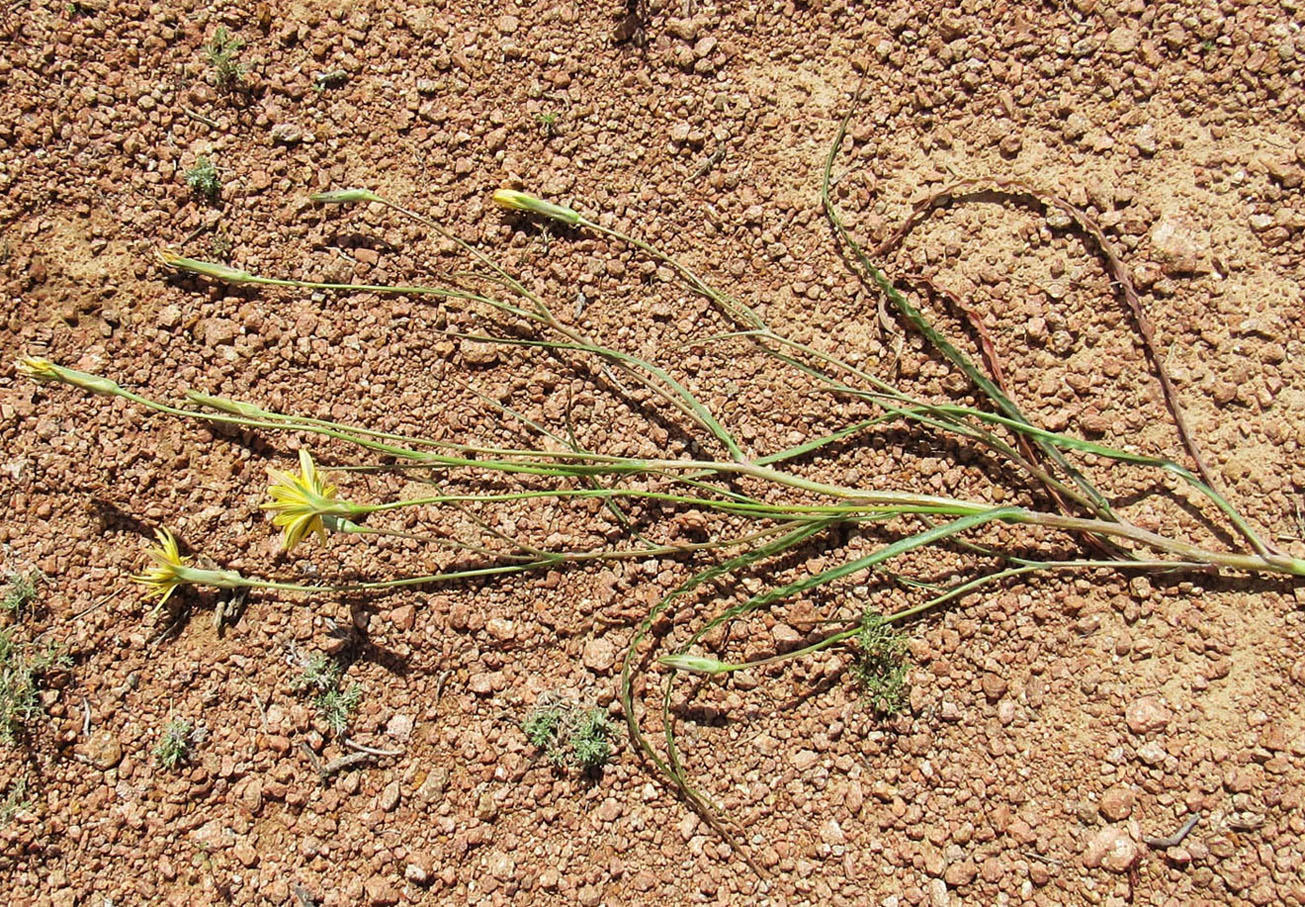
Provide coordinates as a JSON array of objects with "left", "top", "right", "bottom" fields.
[
  {"left": 262, "top": 448, "right": 357, "bottom": 552},
  {"left": 133, "top": 528, "right": 192, "bottom": 607},
  {"left": 491, "top": 189, "right": 584, "bottom": 226}
]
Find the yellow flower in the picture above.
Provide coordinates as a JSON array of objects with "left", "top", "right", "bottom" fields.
[
  {"left": 132, "top": 528, "right": 192, "bottom": 607},
  {"left": 261, "top": 448, "right": 356, "bottom": 552}
]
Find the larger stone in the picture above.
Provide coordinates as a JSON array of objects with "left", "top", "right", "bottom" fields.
[
  {"left": 1082, "top": 826, "right": 1140, "bottom": 872},
  {"left": 1149, "top": 211, "right": 1211, "bottom": 274},
  {"left": 582, "top": 638, "right": 616, "bottom": 673},
  {"left": 1125, "top": 697, "right": 1170, "bottom": 734},
  {"left": 84, "top": 729, "right": 122, "bottom": 769},
  {"left": 1099, "top": 786, "right": 1135, "bottom": 821}
]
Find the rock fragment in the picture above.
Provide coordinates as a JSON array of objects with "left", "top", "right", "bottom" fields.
[
  {"left": 1125, "top": 696, "right": 1170, "bottom": 734},
  {"left": 1082, "top": 826, "right": 1140, "bottom": 872}
]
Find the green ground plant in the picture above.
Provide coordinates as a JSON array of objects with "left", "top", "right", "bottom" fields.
[
  {"left": 292, "top": 652, "right": 362, "bottom": 736},
  {"left": 185, "top": 156, "right": 221, "bottom": 200},
  {"left": 20, "top": 106, "right": 1305, "bottom": 873},
  {"left": 1, "top": 573, "right": 38, "bottom": 616},
  {"left": 853, "top": 612, "right": 910, "bottom": 715},
  {"left": 204, "top": 26, "right": 245, "bottom": 91},
  {"left": 535, "top": 111, "right": 559, "bottom": 136},
  {"left": 154, "top": 717, "right": 194, "bottom": 769},
  {"left": 523, "top": 698, "right": 615, "bottom": 770},
  {"left": 0, "top": 776, "right": 29, "bottom": 826},
  {"left": 0, "top": 628, "right": 68, "bottom": 745}
]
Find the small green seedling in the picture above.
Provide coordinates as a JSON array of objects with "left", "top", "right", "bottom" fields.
[
  {"left": 535, "top": 111, "right": 559, "bottom": 137},
  {"left": 292, "top": 651, "right": 338, "bottom": 693},
  {"left": 852, "top": 610, "right": 910, "bottom": 716},
  {"left": 0, "top": 776, "right": 30, "bottom": 826},
  {"left": 154, "top": 717, "right": 194, "bottom": 769},
  {"left": 209, "top": 228, "right": 233, "bottom": 261},
  {"left": 0, "top": 628, "right": 69, "bottom": 745},
  {"left": 316, "top": 685, "right": 363, "bottom": 735},
  {"left": 205, "top": 26, "right": 246, "bottom": 91},
  {"left": 522, "top": 698, "right": 614, "bottom": 770},
  {"left": 1, "top": 573, "right": 38, "bottom": 616},
  {"left": 292, "top": 652, "right": 362, "bottom": 735},
  {"left": 314, "top": 69, "right": 348, "bottom": 92},
  {"left": 185, "top": 156, "right": 222, "bottom": 201}
]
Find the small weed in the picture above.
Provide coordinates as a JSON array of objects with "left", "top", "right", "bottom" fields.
[
  {"left": 209, "top": 227, "right": 233, "bottom": 261},
  {"left": 205, "top": 26, "right": 246, "bottom": 92},
  {"left": 317, "top": 684, "right": 363, "bottom": 735},
  {"left": 0, "top": 628, "right": 69, "bottom": 745},
  {"left": 1, "top": 573, "right": 38, "bottom": 616},
  {"left": 569, "top": 709, "right": 614, "bottom": 768},
  {"left": 185, "top": 156, "right": 222, "bottom": 201},
  {"left": 852, "top": 610, "right": 910, "bottom": 716},
  {"left": 292, "top": 651, "right": 339, "bottom": 693},
  {"left": 522, "top": 698, "right": 614, "bottom": 770},
  {"left": 522, "top": 705, "right": 563, "bottom": 756},
  {"left": 154, "top": 717, "right": 194, "bottom": 770},
  {"left": 535, "top": 111, "right": 559, "bottom": 137},
  {"left": 292, "top": 652, "right": 362, "bottom": 735},
  {"left": 314, "top": 69, "right": 348, "bottom": 92},
  {"left": 0, "top": 776, "right": 29, "bottom": 826}
]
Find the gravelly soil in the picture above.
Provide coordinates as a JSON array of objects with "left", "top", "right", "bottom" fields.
[{"left": 2, "top": 1, "right": 1305, "bottom": 905}]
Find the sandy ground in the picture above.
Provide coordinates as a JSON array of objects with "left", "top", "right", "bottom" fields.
[{"left": 2, "top": 1, "right": 1305, "bottom": 905}]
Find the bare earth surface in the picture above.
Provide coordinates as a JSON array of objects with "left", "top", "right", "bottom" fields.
[{"left": 3, "top": 1, "right": 1305, "bottom": 905}]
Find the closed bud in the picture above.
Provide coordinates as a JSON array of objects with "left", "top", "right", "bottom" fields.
[
  {"left": 157, "top": 250, "right": 256, "bottom": 284},
  {"left": 491, "top": 189, "right": 584, "bottom": 226},
  {"left": 658, "top": 653, "right": 732, "bottom": 675},
  {"left": 17, "top": 357, "right": 124, "bottom": 397},
  {"left": 310, "top": 188, "right": 381, "bottom": 205}
]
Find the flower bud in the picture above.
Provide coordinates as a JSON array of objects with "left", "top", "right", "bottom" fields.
[
  {"left": 491, "top": 189, "right": 584, "bottom": 226},
  {"left": 17, "top": 357, "right": 124, "bottom": 396},
  {"left": 157, "top": 249, "right": 256, "bottom": 284},
  {"left": 310, "top": 188, "right": 381, "bottom": 205},
  {"left": 658, "top": 653, "right": 732, "bottom": 675}
]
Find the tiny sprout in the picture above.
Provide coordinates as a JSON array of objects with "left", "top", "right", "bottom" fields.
[
  {"left": 185, "top": 156, "right": 222, "bottom": 200},
  {"left": 521, "top": 699, "right": 615, "bottom": 770},
  {"left": 154, "top": 718, "right": 194, "bottom": 770},
  {"left": 1, "top": 574, "right": 38, "bottom": 615},
  {"left": 310, "top": 188, "right": 381, "bottom": 205},
  {"left": 491, "top": 189, "right": 586, "bottom": 227},
  {"left": 317, "top": 684, "right": 362, "bottom": 736},
  {"left": 205, "top": 26, "right": 246, "bottom": 91},
  {"left": 854, "top": 610, "right": 910, "bottom": 716}
]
